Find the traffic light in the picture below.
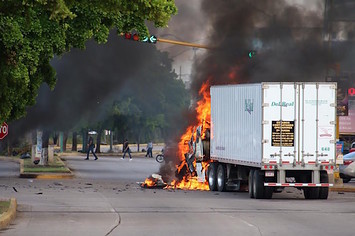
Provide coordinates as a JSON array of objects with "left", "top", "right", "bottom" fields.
[
  {"left": 141, "top": 35, "right": 157, "bottom": 44},
  {"left": 123, "top": 33, "right": 157, "bottom": 44},
  {"left": 124, "top": 33, "right": 139, "bottom": 41},
  {"left": 248, "top": 50, "right": 256, "bottom": 58}
]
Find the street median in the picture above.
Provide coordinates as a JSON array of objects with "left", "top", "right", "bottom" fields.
[
  {"left": 330, "top": 185, "right": 355, "bottom": 192},
  {"left": 20, "top": 156, "right": 74, "bottom": 179},
  {"left": 0, "top": 198, "right": 17, "bottom": 230}
]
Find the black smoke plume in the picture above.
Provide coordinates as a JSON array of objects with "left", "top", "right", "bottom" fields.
[
  {"left": 8, "top": 32, "right": 179, "bottom": 140},
  {"left": 191, "top": 0, "right": 354, "bottom": 95},
  {"left": 160, "top": 0, "right": 355, "bottom": 183}
]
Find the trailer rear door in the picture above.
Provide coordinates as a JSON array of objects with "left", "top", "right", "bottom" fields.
[
  {"left": 262, "top": 83, "right": 298, "bottom": 164},
  {"left": 300, "top": 83, "right": 336, "bottom": 164},
  {"left": 262, "top": 82, "right": 336, "bottom": 165}
]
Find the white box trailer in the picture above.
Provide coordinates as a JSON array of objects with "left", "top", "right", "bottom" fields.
[{"left": 207, "top": 82, "right": 336, "bottom": 199}]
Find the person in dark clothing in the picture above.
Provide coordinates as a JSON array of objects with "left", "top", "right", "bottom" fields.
[
  {"left": 85, "top": 136, "right": 98, "bottom": 160},
  {"left": 146, "top": 141, "right": 153, "bottom": 158},
  {"left": 121, "top": 138, "right": 132, "bottom": 160}
]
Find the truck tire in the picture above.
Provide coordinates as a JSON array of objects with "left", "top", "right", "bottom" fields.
[
  {"left": 319, "top": 171, "right": 329, "bottom": 199},
  {"left": 253, "top": 169, "right": 265, "bottom": 199},
  {"left": 304, "top": 187, "right": 320, "bottom": 199},
  {"left": 217, "top": 164, "right": 227, "bottom": 192},
  {"left": 263, "top": 185, "right": 273, "bottom": 199},
  {"left": 342, "top": 177, "right": 351, "bottom": 183},
  {"left": 208, "top": 162, "right": 217, "bottom": 191},
  {"left": 249, "top": 169, "right": 254, "bottom": 198}
]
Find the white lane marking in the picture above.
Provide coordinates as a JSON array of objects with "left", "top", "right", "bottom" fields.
[{"left": 240, "top": 219, "right": 255, "bottom": 227}]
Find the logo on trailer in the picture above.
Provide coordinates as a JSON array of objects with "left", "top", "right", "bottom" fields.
[
  {"left": 319, "top": 126, "right": 333, "bottom": 139},
  {"left": 271, "top": 101, "right": 294, "bottom": 107},
  {"left": 245, "top": 99, "right": 254, "bottom": 114}
]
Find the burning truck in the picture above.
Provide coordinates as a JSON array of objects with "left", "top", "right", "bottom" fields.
[{"left": 144, "top": 82, "right": 336, "bottom": 199}]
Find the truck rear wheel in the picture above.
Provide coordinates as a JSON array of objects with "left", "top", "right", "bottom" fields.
[
  {"left": 319, "top": 171, "right": 329, "bottom": 199},
  {"left": 208, "top": 162, "right": 217, "bottom": 191},
  {"left": 217, "top": 164, "right": 227, "bottom": 192},
  {"left": 304, "top": 187, "right": 320, "bottom": 199},
  {"left": 253, "top": 169, "right": 265, "bottom": 199},
  {"left": 249, "top": 169, "right": 254, "bottom": 198}
]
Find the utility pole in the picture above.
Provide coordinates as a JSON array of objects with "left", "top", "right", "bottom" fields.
[{"left": 179, "top": 66, "right": 182, "bottom": 80}]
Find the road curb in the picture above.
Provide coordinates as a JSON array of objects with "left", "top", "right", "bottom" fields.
[
  {"left": 330, "top": 186, "right": 355, "bottom": 192},
  {"left": 19, "top": 159, "right": 74, "bottom": 180},
  {"left": 59, "top": 152, "right": 157, "bottom": 158},
  {"left": 0, "top": 198, "right": 17, "bottom": 230},
  {"left": 0, "top": 156, "right": 20, "bottom": 164}
]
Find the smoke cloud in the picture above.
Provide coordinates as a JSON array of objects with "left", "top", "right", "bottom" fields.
[
  {"left": 9, "top": 32, "right": 176, "bottom": 139},
  {"left": 190, "top": 0, "right": 354, "bottom": 95},
  {"left": 159, "top": 0, "right": 355, "bottom": 182}
]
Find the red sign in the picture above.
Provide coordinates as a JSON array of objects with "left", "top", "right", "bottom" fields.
[
  {"left": 339, "top": 100, "right": 355, "bottom": 134},
  {"left": 0, "top": 122, "right": 8, "bottom": 139},
  {"left": 349, "top": 88, "right": 355, "bottom": 96}
]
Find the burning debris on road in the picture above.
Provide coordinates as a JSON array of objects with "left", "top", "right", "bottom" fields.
[
  {"left": 142, "top": 81, "right": 212, "bottom": 191},
  {"left": 141, "top": 174, "right": 167, "bottom": 189}
]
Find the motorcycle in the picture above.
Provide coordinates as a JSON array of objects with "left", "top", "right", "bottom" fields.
[{"left": 156, "top": 149, "right": 164, "bottom": 163}]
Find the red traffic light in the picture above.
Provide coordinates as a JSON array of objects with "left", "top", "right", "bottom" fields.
[
  {"left": 132, "top": 34, "right": 139, "bottom": 41},
  {"left": 123, "top": 33, "right": 139, "bottom": 41},
  {"left": 124, "top": 33, "right": 132, "bottom": 39}
]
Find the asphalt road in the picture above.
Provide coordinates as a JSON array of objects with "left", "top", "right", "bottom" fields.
[{"left": 1, "top": 155, "right": 355, "bottom": 236}]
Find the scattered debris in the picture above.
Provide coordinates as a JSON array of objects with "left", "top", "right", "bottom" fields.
[
  {"left": 13, "top": 187, "right": 18, "bottom": 192},
  {"left": 140, "top": 174, "right": 167, "bottom": 189},
  {"left": 20, "top": 153, "right": 31, "bottom": 159},
  {"left": 53, "top": 182, "right": 63, "bottom": 186},
  {"left": 36, "top": 192, "right": 43, "bottom": 195}
]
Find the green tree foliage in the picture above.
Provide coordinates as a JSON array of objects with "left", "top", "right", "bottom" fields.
[{"left": 0, "top": 0, "right": 177, "bottom": 122}]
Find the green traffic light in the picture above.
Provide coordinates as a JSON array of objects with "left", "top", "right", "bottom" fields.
[
  {"left": 149, "top": 35, "right": 157, "bottom": 44},
  {"left": 248, "top": 50, "right": 256, "bottom": 58},
  {"left": 142, "top": 36, "right": 149, "bottom": 42}
]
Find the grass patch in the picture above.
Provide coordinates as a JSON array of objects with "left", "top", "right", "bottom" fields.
[
  {"left": 0, "top": 200, "right": 10, "bottom": 215},
  {"left": 23, "top": 157, "right": 71, "bottom": 173}
]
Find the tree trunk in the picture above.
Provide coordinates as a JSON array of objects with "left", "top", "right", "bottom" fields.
[
  {"left": 109, "top": 131, "right": 113, "bottom": 152},
  {"left": 31, "top": 130, "right": 37, "bottom": 145},
  {"left": 41, "top": 130, "right": 49, "bottom": 166},
  {"left": 72, "top": 132, "right": 77, "bottom": 151},
  {"left": 96, "top": 129, "right": 102, "bottom": 153},
  {"left": 53, "top": 132, "right": 58, "bottom": 145},
  {"left": 82, "top": 129, "right": 88, "bottom": 153},
  {"left": 137, "top": 133, "right": 140, "bottom": 152},
  {"left": 6, "top": 139, "right": 11, "bottom": 156},
  {"left": 63, "top": 132, "right": 68, "bottom": 152}
]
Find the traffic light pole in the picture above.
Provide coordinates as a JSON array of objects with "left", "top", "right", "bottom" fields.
[
  {"left": 157, "top": 38, "right": 210, "bottom": 49},
  {"left": 120, "top": 32, "right": 209, "bottom": 49}
]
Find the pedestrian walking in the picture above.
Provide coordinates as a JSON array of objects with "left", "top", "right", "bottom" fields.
[
  {"left": 146, "top": 141, "right": 153, "bottom": 158},
  {"left": 122, "top": 138, "right": 132, "bottom": 161},
  {"left": 85, "top": 136, "right": 98, "bottom": 160}
]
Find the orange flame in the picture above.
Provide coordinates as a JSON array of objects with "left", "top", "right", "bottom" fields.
[
  {"left": 170, "top": 81, "right": 211, "bottom": 190},
  {"left": 142, "top": 81, "right": 212, "bottom": 191},
  {"left": 142, "top": 178, "right": 158, "bottom": 187}
]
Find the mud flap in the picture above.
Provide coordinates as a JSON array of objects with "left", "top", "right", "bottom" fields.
[{"left": 196, "top": 162, "right": 206, "bottom": 182}]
